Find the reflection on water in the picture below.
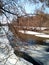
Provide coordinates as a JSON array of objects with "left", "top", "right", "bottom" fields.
[{"left": 26, "top": 39, "right": 36, "bottom": 45}]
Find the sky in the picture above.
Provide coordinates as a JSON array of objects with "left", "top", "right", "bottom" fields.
[{"left": 25, "top": 1, "right": 49, "bottom": 14}]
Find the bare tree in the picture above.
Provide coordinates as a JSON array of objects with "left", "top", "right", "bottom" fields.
[
  {"left": 0, "top": 0, "right": 49, "bottom": 17},
  {"left": 0, "top": 0, "right": 27, "bottom": 23}
]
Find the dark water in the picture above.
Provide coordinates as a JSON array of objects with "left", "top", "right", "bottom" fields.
[
  {"left": 46, "top": 48, "right": 49, "bottom": 52},
  {"left": 14, "top": 50, "right": 43, "bottom": 65},
  {"left": 27, "top": 39, "right": 36, "bottom": 45}
]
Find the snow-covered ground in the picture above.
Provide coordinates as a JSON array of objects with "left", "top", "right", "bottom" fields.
[
  {"left": 19, "top": 30, "right": 49, "bottom": 38},
  {"left": 16, "top": 26, "right": 48, "bottom": 30}
]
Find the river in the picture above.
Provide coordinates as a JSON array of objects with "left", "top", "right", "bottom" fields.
[{"left": 0, "top": 26, "right": 49, "bottom": 65}]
